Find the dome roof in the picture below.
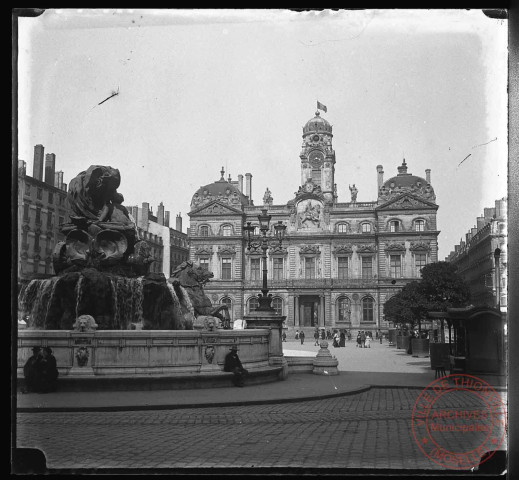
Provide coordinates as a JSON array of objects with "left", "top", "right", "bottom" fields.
[
  {"left": 303, "top": 111, "right": 332, "bottom": 135},
  {"left": 190, "top": 170, "right": 249, "bottom": 210},
  {"left": 379, "top": 160, "right": 436, "bottom": 203}
]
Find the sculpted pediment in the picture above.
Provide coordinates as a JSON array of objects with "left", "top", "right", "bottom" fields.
[
  {"left": 377, "top": 194, "right": 437, "bottom": 211},
  {"left": 190, "top": 200, "right": 243, "bottom": 216}
]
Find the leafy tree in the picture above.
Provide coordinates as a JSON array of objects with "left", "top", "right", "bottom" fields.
[
  {"left": 384, "top": 281, "right": 428, "bottom": 331},
  {"left": 419, "top": 261, "right": 471, "bottom": 311}
]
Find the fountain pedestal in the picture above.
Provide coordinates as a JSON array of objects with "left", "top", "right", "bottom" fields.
[{"left": 244, "top": 311, "right": 288, "bottom": 380}]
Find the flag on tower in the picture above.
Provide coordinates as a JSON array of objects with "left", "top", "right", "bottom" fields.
[{"left": 317, "top": 101, "right": 327, "bottom": 113}]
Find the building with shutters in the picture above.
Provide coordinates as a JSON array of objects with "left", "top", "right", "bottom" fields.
[{"left": 187, "top": 110, "right": 440, "bottom": 334}]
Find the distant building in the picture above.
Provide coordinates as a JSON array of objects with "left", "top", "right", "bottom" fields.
[
  {"left": 187, "top": 110, "right": 440, "bottom": 332},
  {"left": 445, "top": 198, "right": 507, "bottom": 311},
  {"left": 17, "top": 145, "right": 70, "bottom": 282},
  {"left": 128, "top": 203, "right": 189, "bottom": 277}
]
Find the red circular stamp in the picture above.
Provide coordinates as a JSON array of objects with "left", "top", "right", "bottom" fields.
[{"left": 411, "top": 374, "right": 506, "bottom": 470}]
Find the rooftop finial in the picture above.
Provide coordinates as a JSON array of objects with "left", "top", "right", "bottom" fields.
[{"left": 220, "top": 166, "right": 225, "bottom": 180}]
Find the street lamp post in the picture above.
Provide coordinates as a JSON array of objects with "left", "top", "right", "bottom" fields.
[
  {"left": 243, "top": 208, "right": 286, "bottom": 311},
  {"left": 494, "top": 247, "right": 501, "bottom": 309}
]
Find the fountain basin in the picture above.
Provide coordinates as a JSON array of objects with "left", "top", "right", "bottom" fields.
[{"left": 17, "top": 329, "right": 285, "bottom": 391}]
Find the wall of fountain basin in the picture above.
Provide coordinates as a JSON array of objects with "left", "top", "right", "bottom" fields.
[{"left": 17, "top": 329, "right": 282, "bottom": 389}]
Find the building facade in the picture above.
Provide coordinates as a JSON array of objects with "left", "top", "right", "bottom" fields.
[
  {"left": 17, "top": 145, "right": 70, "bottom": 283},
  {"left": 445, "top": 198, "right": 507, "bottom": 312},
  {"left": 129, "top": 202, "right": 189, "bottom": 277},
  {"left": 188, "top": 110, "right": 439, "bottom": 332}
]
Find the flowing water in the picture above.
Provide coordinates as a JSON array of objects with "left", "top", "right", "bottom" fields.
[
  {"left": 18, "top": 277, "right": 60, "bottom": 328},
  {"left": 110, "top": 276, "right": 145, "bottom": 329}
]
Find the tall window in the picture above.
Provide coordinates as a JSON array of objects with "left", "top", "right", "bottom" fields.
[
  {"left": 338, "top": 257, "right": 349, "bottom": 279},
  {"left": 222, "top": 225, "right": 232, "bottom": 236},
  {"left": 361, "top": 256, "right": 373, "bottom": 279},
  {"left": 415, "top": 220, "right": 425, "bottom": 232},
  {"left": 33, "top": 261, "right": 39, "bottom": 273},
  {"left": 338, "top": 297, "right": 351, "bottom": 322},
  {"left": 200, "top": 226, "right": 209, "bottom": 237},
  {"left": 47, "top": 212, "right": 53, "bottom": 230},
  {"left": 22, "top": 230, "right": 28, "bottom": 246},
  {"left": 337, "top": 223, "right": 348, "bottom": 233},
  {"left": 415, "top": 253, "right": 427, "bottom": 277},
  {"left": 221, "top": 297, "right": 232, "bottom": 320},
  {"left": 250, "top": 257, "right": 260, "bottom": 280},
  {"left": 199, "top": 258, "right": 209, "bottom": 271},
  {"left": 23, "top": 203, "right": 29, "bottom": 221},
  {"left": 362, "top": 297, "right": 374, "bottom": 322},
  {"left": 37, "top": 188, "right": 42, "bottom": 200},
  {"left": 389, "top": 255, "right": 401, "bottom": 278},
  {"left": 35, "top": 207, "right": 41, "bottom": 225},
  {"left": 34, "top": 234, "right": 40, "bottom": 251},
  {"left": 305, "top": 257, "right": 316, "bottom": 279},
  {"left": 24, "top": 184, "right": 31, "bottom": 196},
  {"left": 273, "top": 257, "right": 283, "bottom": 280},
  {"left": 361, "top": 223, "right": 371, "bottom": 233},
  {"left": 272, "top": 297, "right": 283, "bottom": 315},
  {"left": 221, "top": 257, "right": 232, "bottom": 280},
  {"left": 48, "top": 192, "right": 54, "bottom": 204},
  {"left": 390, "top": 220, "right": 399, "bottom": 232},
  {"left": 248, "top": 296, "right": 259, "bottom": 312}
]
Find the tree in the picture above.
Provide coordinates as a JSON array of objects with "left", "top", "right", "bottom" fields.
[{"left": 419, "top": 261, "right": 471, "bottom": 312}]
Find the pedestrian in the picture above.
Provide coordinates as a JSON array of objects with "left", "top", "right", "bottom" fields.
[
  {"left": 379, "top": 330, "right": 383, "bottom": 344},
  {"left": 365, "top": 334, "right": 372, "bottom": 349},
  {"left": 224, "top": 345, "right": 248, "bottom": 387},
  {"left": 23, "top": 346, "right": 42, "bottom": 393},
  {"left": 37, "top": 347, "right": 59, "bottom": 393},
  {"left": 360, "top": 331, "right": 366, "bottom": 348},
  {"left": 326, "top": 330, "right": 332, "bottom": 340},
  {"left": 321, "top": 329, "right": 325, "bottom": 341},
  {"left": 282, "top": 331, "right": 287, "bottom": 342},
  {"left": 314, "top": 328, "right": 320, "bottom": 346},
  {"left": 356, "top": 331, "right": 361, "bottom": 348},
  {"left": 295, "top": 329, "right": 299, "bottom": 340},
  {"left": 300, "top": 330, "right": 305, "bottom": 345},
  {"left": 339, "top": 331, "right": 346, "bottom": 347},
  {"left": 347, "top": 330, "right": 352, "bottom": 341},
  {"left": 332, "top": 331, "right": 339, "bottom": 348}
]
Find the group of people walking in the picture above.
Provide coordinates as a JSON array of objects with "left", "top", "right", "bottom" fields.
[{"left": 23, "top": 346, "right": 59, "bottom": 393}]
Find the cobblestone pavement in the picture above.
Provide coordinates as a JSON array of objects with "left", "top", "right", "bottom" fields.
[{"left": 16, "top": 388, "right": 507, "bottom": 471}]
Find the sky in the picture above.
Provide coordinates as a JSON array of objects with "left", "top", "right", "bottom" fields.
[{"left": 17, "top": 9, "right": 508, "bottom": 259}]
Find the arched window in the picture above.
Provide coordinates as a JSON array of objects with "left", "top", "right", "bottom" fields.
[
  {"left": 272, "top": 297, "right": 283, "bottom": 315},
  {"left": 248, "top": 296, "right": 259, "bottom": 313},
  {"left": 361, "top": 223, "right": 371, "bottom": 233},
  {"left": 362, "top": 297, "right": 374, "bottom": 322},
  {"left": 200, "top": 225, "right": 209, "bottom": 237},
  {"left": 415, "top": 220, "right": 425, "bottom": 232},
  {"left": 221, "top": 297, "right": 232, "bottom": 320},
  {"left": 222, "top": 225, "right": 232, "bottom": 236},
  {"left": 337, "top": 223, "right": 349, "bottom": 233},
  {"left": 337, "top": 297, "right": 351, "bottom": 322},
  {"left": 389, "top": 220, "right": 400, "bottom": 232}
]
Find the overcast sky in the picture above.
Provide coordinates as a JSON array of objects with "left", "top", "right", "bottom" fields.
[{"left": 17, "top": 9, "right": 507, "bottom": 259}]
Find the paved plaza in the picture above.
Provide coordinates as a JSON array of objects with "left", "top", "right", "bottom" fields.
[{"left": 15, "top": 340, "right": 507, "bottom": 473}]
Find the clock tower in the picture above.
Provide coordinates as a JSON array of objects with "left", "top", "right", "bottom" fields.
[{"left": 300, "top": 110, "right": 336, "bottom": 205}]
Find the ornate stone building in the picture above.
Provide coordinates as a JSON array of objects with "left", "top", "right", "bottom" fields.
[
  {"left": 445, "top": 198, "right": 507, "bottom": 312},
  {"left": 188, "top": 110, "right": 439, "bottom": 333}
]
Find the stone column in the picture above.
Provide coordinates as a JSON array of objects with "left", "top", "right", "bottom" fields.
[
  {"left": 244, "top": 310, "right": 288, "bottom": 380},
  {"left": 294, "top": 296, "right": 300, "bottom": 327},
  {"left": 319, "top": 294, "right": 325, "bottom": 327}
]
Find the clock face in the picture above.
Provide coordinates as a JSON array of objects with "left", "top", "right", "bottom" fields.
[
  {"left": 312, "top": 134, "right": 320, "bottom": 142},
  {"left": 309, "top": 150, "right": 324, "bottom": 165}
]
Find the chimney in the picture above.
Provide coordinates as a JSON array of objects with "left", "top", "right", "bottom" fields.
[
  {"left": 238, "top": 174, "right": 243, "bottom": 193},
  {"left": 141, "top": 202, "right": 149, "bottom": 229},
  {"left": 376, "top": 165, "right": 384, "bottom": 189},
  {"left": 164, "top": 211, "right": 170, "bottom": 227},
  {"left": 484, "top": 207, "right": 495, "bottom": 221},
  {"left": 397, "top": 159, "right": 408, "bottom": 175},
  {"left": 476, "top": 216, "right": 486, "bottom": 230},
  {"left": 176, "top": 212, "right": 182, "bottom": 232},
  {"left": 455, "top": 245, "right": 460, "bottom": 253},
  {"left": 18, "top": 159, "right": 26, "bottom": 176},
  {"left": 471, "top": 226, "right": 478, "bottom": 238},
  {"left": 157, "top": 202, "right": 165, "bottom": 226},
  {"left": 62, "top": 182, "right": 67, "bottom": 192},
  {"left": 45, "top": 153, "right": 56, "bottom": 185},
  {"left": 54, "top": 171, "right": 64, "bottom": 190},
  {"left": 425, "top": 169, "right": 431, "bottom": 184},
  {"left": 33, "top": 144, "right": 44, "bottom": 181},
  {"left": 245, "top": 173, "right": 252, "bottom": 204},
  {"left": 130, "top": 206, "right": 139, "bottom": 226}
]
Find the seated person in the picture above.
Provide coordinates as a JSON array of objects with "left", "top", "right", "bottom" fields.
[
  {"left": 37, "top": 347, "right": 59, "bottom": 393},
  {"left": 23, "top": 346, "right": 42, "bottom": 393},
  {"left": 223, "top": 345, "right": 248, "bottom": 387}
]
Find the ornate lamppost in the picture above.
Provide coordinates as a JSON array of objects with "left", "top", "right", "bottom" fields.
[{"left": 243, "top": 208, "right": 286, "bottom": 311}]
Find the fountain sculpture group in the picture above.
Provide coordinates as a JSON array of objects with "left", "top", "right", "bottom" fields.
[{"left": 18, "top": 165, "right": 229, "bottom": 331}]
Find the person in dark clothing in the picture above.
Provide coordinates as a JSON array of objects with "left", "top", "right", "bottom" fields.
[
  {"left": 282, "top": 331, "right": 287, "bottom": 342},
  {"left": 320, "top": 329, "right": 325, "bottom": 341},
  {"left": 314, "top": 328, "right": 320, "bottom": 346},
  {"left": 37, "top": 347, "right": 59, "bottom": 393},
  {"left": 23, "top": 346, "right": 42, "bottom": 393},
  {"left": 224, "top": 345, "right": 248, "bottom": 387},
  {"left": 300, "top": 330, "right": 305, "bottom": 344},
  {"left": 360, "top": 331, "right": 366, "bottom": 348},
  {"left": 356, "top": 331, "right": 361, "bottom": 348},
  {"left": 326, "top": 329, "right": 332, "bottom": 340},
  {"left": 339, "top": 331, "right": 346, "bottom": 347}
]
